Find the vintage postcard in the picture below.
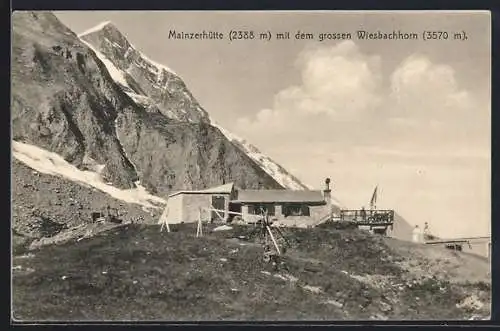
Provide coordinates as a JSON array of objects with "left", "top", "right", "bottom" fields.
[{"left": 11, "top": 10, "right": 491, "bottom": 321}]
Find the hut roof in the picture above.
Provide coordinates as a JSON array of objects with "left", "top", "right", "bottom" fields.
[
  {"left": 168, "top": 183, "right": 234, "bottom": 198},
  {"left": 232, "top": 189, "right": 325, "bottom": 204}
]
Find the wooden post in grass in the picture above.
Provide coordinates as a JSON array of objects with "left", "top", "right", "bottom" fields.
[
  {"left": 159, "top": 205, "right": 171, "bottom": 233},
  {"left": 160, "top": 221, "right": 170, "bottom": 232},
  {"left": 266, "top": 221, "right": 281, "bottom": 255},
  {"left": 196, "top": 209, "right": 200, "bottom": 237},
  {"left": 160, "top": 218, "right": 171, "bottom": 233},
  {"left": 196, "top": 208, "right": 203, "bottom": 237},
  {"left": 198, "top": 208, "right": 203, "bottom": 237}
]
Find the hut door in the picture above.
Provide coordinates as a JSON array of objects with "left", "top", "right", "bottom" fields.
[{"left": 211, "top": 195, "right": 226, "bottom": 222}]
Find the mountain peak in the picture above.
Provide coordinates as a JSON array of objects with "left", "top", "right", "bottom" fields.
[
  {"left": 79, "top": 21, "right": 176, "bottom": 75},
  {"left": 78, "top": 20, "right": 312, "bottom": 191}
]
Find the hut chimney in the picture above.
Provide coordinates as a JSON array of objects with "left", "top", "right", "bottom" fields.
[
  {"left": 323, "top": 178, "right": 333, "bottom": 221},
  {"left": 323, "top": 178, "right": 332, "bottom": 200}
]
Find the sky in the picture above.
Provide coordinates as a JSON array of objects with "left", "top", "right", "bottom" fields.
[{"left": 54, "top": 11, "right": 491, "bottom": 239}]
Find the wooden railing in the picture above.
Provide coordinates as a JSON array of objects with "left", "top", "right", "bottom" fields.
[{"left": 339, "top": 209, "right": 394, "bottom": 225}]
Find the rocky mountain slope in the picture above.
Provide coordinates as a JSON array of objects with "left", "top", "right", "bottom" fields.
[
  {"left": 78, "top": 20, "right": 311, "bottom": 191},
  {"left": 12, "top": 11, "right": 139, "bottom": 189},
  {"left": 11, "top": 158, "right": 155, "bottom": 254},
  {"left": 12, "top": 11, "right": 288, "bottom": 201}
]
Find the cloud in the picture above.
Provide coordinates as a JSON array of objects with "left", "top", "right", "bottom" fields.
[
  {"left": 385, "top": 54, "right": 489, "bottom": 150},
  {"left": 293, "top": 41, "right": 383, "bottom": 118},
  {"left": 235, "top": 41, "right": 385, "bottom": 146},
  {"left": 241, "top": 40, "right": 381, "bottom": 118},
  {"left": 388, "top": 54, "right": 476, "bottom": 122},
  {"left": 236, "top": 40, "right": 487, "bottom": 155}
]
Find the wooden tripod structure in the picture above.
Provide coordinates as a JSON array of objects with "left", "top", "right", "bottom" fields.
[
  {"left": 160, "top": 206, "right": 290, "bottom": 256},
  {"left": 160, "top": 219, "right": 171, "bottom": 233},
  {"left": 247, "top": 209, "right": 291, "bottom": 262}
]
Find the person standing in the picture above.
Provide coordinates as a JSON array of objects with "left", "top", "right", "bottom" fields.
[
  {"left": 361, "top": 206, "right": 367, "bottom": 221},
  {"left": 412, "top": 225, "right": 423, "bottom": 243},
  {"left": 423, "top": 222, "right": 430, "bottom": 241}
]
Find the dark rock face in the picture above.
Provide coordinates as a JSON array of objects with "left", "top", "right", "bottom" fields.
[
  {"left": 12, "top": 11, "right": 139, "bottom": 188},
  {"left": 115, "top": 110, "right": 283, "bottom": 194},
  {"left": 12, "top": 11, "right": 283, "bottom": 197}
]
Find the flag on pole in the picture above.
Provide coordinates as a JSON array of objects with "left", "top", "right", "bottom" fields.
[{"left": 370, "top": 186, "right": 378, "bottom": 209}]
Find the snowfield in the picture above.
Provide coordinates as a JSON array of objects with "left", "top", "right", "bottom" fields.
[
  {"left": 80, "top": 39, "right": 133, "bottom": 91},
  {"left": 12, "top": 141, "right": 166, "bottom": 209},
  {"left": 81, "top": 38, "right": 161, "bottom": 109},
  {"left": 77, "top": 21, "right": 113, "bottom": 37},
  {"left": 139, "top": 51, "right": 177, "bottom": 76},
  {"left": 211, "top": 121, "right": 311, "bottom": 191}
]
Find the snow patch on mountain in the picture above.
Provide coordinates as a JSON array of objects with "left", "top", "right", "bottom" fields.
[
  {"left": 12, "top": 141, "right": 165, "bottom": 209},
  {"left": 80, "top": 39, "right": 132, "bottom": 91},
  {"left": 140, "top": 52, "right": 177, "bottom": 76},
  {"left": 81, "top": 38, "right": 161, "bottom": 111},
  {"left": 77, "top": 21, "right": 113, "bottom": 37},
  {"left": 104, "top": 37, "right": 123, "bottom": 50},
  {"left": 125, "top": 92, "right": 151, "bottom": 106},
  {"left": 211, "top": 121, "right": 312, "bottom": 191}
]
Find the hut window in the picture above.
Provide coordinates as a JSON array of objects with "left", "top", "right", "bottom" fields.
[
  {"left": 248, "top": 203, "right": 275, "bottom": 216},
  {"left": 284, "top": 204, "right": 310, "bottom": 217}
]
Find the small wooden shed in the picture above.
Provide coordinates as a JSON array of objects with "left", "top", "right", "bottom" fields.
[{"left": 158, "top": 183, "right": 235, "bottom": 225}]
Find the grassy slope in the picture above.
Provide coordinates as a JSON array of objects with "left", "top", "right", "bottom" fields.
[{"left": 12, "top": 222, "right": 490, "bottom": 321}]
